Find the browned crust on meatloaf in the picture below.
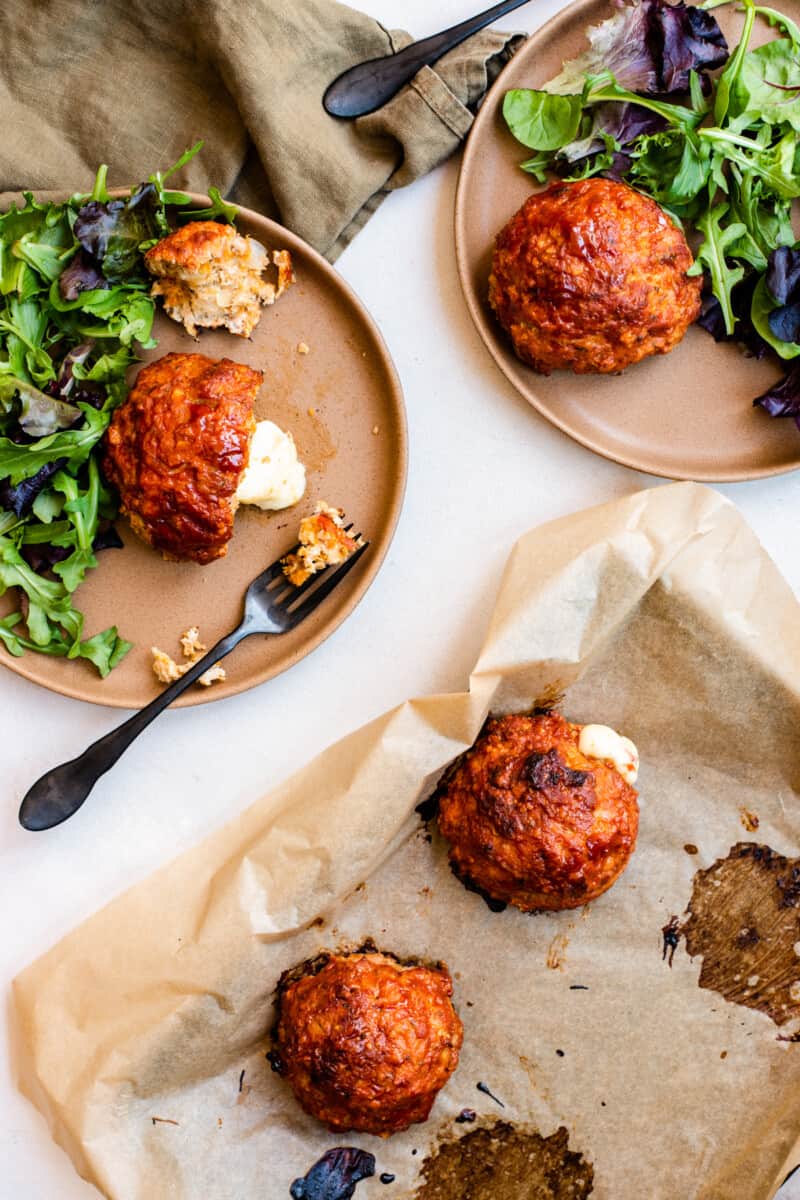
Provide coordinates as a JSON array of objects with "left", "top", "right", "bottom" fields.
[
  {"left": 437, "top": 712, "right": 639, "bottom": 911},
  {"left": 103, "top": 352, "right": 261, "bottom": 564},
  {"left": 272, "top": 951, "right": 463, "bottom": 1135},
  {"left": 488, "top": 178, "right": 702, "bottom": 375}
]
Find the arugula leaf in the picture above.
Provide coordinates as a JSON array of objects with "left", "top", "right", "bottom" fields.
[
  {"left": 0, "top": 612, "right": 68, "bottom": 659},
  {"left": 728, "top": 168, "right": 794, "bottom": 267},
  {"left": 753, "top": 5, "right": 800, "bottom": 46},
  {"left": 180, "top": 187, "right": 238, "bottom": 224},
  {"left": 584, "top": 72, "right": 705, "bottom": 132},
  {"left": 0, "top": 535, "right": 81, "bottom": 645},
  {"left": 0, "top": 608, "right": 130, "bottom": 675},
  {"left": 687, "top": 201, "right": 747, "bottom": 333},
  {"left": 72, "top": 625, "right": 132, "bottom": 676},
  {"left": 714, "top": 0, "right": 757, "bottom": 124},
  {"left": 699, "top": 127, "right": 800, "bottom": 198}
]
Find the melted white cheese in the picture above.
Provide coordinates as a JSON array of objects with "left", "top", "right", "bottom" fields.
[
  {"left": 237, "top": 420, "right": 306, "bottom": 511},
  {"left": 578, "top": 724, "right": 639, "bottom": 785}
]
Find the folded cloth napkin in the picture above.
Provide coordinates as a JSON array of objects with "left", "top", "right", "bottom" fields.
[{"left": 0, "top": 0, "right": 522, "bottom": 260}]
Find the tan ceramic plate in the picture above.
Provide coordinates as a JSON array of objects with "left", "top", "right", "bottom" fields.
[
  {"left": 0, "top": 197, "right": 407, "bottom": 708},
  {"left": 455, "top": 0, "right": 800, "bottom": 482}
]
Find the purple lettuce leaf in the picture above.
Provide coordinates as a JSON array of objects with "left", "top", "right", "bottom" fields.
[
  {"left": 92, "top": 523, "right": 123, "bottom": 552},
  {"left": 766, "top": 246, "right": 800, "bottom": 306},
  {"left": 73, "top": 183, "right": 159, "bottom": 283},
  {"left": 20, "top": 522, "right": 122, "bottom": 573},
  {"left": 58, "top": 249, "right": 109, "bottom": 301},
  {"left": 559, "top": 101, "right": 667, "bottom": 166},
  {"left": 545, "top": 0, "right": 728, "bottom": 97},
  {"left": 656, "top": 1, "right": 729, "bottom": 93},
  {"left": 0, "top": 459, "right": 67, "bottom": 517},
  {"left": 697, "top": 274, "right": 770, "bottom": 359},
  {"left": 48, "top": 342, "right": 107, "bottom": 409},
  {"left": 768, "top": 302, "right": 800, "bottom": 344},
  {"left": 764, "top": 247, "right": 800, "bottom": 345},
  {"left": 20, "top": 541, "right": 71, "bottom": 573},
  {"left": 56, "top": 342, "right": 94, "bottom": 397},
  {"left": 754, "top": 362, "right": 800, "bottom": 430}
]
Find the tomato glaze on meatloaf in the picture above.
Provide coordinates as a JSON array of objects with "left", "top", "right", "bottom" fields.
[
  {"left": 436, "top": 712, "right": 639, "bottom": 911},
  {"left": 488, "top": 178, "right": 702, "bottom": 375},
  {"left": 271, "top": 950, "right": 463, "bottom": 1136},
  {"left": 103, "top": 352, "right": 261, "bottom": 564}
]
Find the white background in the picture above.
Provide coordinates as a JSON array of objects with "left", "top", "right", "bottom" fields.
[{"left": 2, "top": 1, "right": 800, "bottom": 1196}]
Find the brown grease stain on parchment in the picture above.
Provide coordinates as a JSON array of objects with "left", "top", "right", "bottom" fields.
[
  {"left": 413, "top": 1121, "right": 593, "bottom": 1199},
  {"left": 681, "top": 843, "right": 800, "bottom": 1026}
]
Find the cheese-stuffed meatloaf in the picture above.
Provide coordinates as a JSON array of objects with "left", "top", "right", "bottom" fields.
[
  {"left": 488, "top": 178, "right": 702, "bottom": 375},
  {"left": 144, "top": 220, "right": 294, "bottom": 338},
  {"left": 103, "top": 352, "right": 260, "bottom": 563},
  {"left": 436, "top": 712, "right": 639, "bottom": 912},
  {"left": 271, "top": 950, "right": 463, "bottom": 1136}
]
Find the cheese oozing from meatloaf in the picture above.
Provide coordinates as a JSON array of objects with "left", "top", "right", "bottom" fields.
[
  {"left": 578, "top": 724, "right": 639, "bottom": 784},
  {"left": 236, "top": 420, "right": 306, "bottom": 511}
]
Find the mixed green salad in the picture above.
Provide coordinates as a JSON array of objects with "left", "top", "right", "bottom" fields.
[
  {"left": 0, "top": 142, "right": 236, "bottom": 676},
  {"left": 502, "top": 0, "right": 800, "bottom": 426}
]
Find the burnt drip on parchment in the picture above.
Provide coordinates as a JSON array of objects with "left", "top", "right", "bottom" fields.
[
  {"left": 672, "top": 842, "right": 800, "bottom": 1027},
  {"left": 413, "top": 1121, "right": 593, "bottom": 1199},
  {"left": 662, "top": 916, "right": 681, "bottom": 966},
  {"left": 289, "top": 1147, "right": 375, "bottom": 1200}
]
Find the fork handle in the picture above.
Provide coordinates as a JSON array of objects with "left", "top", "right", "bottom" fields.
[{"left": 18, "top": 623, "right": 252, "bottom": 832}]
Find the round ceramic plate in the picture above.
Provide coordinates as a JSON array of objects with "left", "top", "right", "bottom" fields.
[
  {"left": 455, "top": 0, "right": 800, "bottom": 482},
  {"left": 0, "top": 197, "right": 407, "bottom": 708}
]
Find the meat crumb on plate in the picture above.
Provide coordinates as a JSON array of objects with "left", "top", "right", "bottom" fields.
[
  {"left": 151, "top": 626, "right": 226, "bottom": 688},
  {"left": 179, "top": 626, "right": 206, "bottom": 659}
]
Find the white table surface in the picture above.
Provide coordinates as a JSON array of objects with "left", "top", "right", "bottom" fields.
[{"left": 2, "top": 2, "right": 800, "bottom": 1196}]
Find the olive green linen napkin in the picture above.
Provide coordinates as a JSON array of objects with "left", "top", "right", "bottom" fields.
[{"left": 0, "top": 0, "right": 522, "bottom": 260}]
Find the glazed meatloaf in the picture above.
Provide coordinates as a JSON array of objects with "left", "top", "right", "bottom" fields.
[
  {"left": 103, "top": 352, "right": 261, "bottom": 564},
  {"left": 271, "top": 950, "right": 463, "bottom": 1136},
  {"left": 488, "top": 178, "right": 702, "bottom": 375},
  {"left": 436, "top": 712, "right": 639, "bottom": 911}
]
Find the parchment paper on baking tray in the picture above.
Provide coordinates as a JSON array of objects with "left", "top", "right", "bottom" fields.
[{"left": 11, "top": 481, "right": 800, "bottom": 1200}]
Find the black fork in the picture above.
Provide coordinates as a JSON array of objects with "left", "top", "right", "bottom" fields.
[{"left": 18, "top": 537, "right": 370, "bottom": 832}]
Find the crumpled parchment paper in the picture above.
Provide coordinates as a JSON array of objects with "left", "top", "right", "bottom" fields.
[{"left": 12, "top": 481, "right": 800, "bottom": 1199}]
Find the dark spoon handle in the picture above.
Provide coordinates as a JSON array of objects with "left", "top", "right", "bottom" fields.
[
  {"left": 18, "top": 626, "right": 249, "bottom": 832},
  {"left": 323, "top": 0, "right": 531, "bottom": 118}
]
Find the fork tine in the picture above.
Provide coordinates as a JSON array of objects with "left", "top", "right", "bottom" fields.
[
  {"left": 248, "top": 542, "right": 302, "bottom": 594},
  {"left": 273, "top": 533, "right": 362, "bottom": 606},
  {"left": 260, "top": 524, "right": 357, "bottom": 597},
  {"left": 285, "top": 540, "right": 370, "bottom": 623}
]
